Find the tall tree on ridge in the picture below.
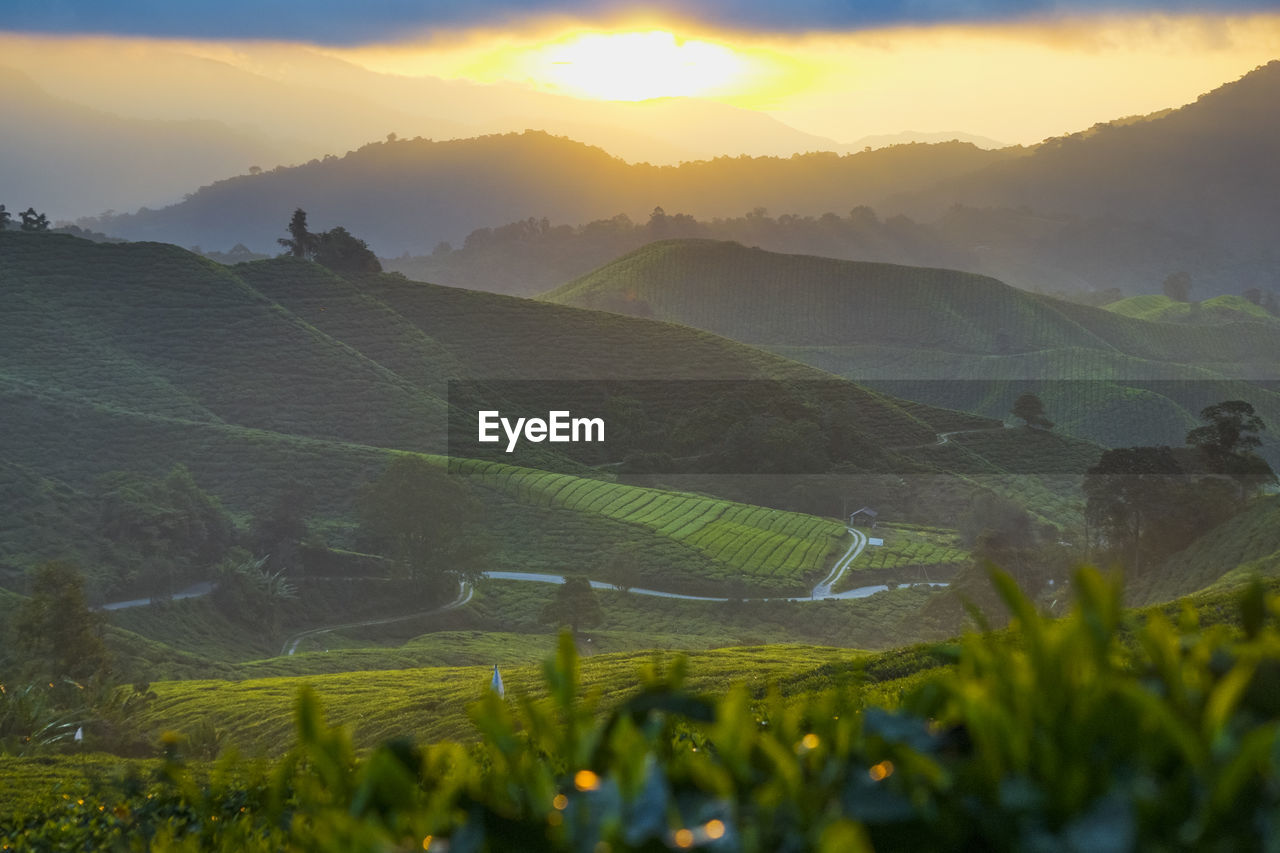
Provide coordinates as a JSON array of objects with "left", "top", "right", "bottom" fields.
[{"left": 278, "top": 208, "right": 314, "bottom": 259}]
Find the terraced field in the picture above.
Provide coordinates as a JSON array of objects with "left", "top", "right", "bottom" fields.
[
  {"left": 452, "top": 458, "right": 848, "bottom": 593},
  {"left": 133, "top": 645, "right": 866, "bottom": 755},
  {"left": 852, "top": 524, "right": 969, "bottom": 575}
]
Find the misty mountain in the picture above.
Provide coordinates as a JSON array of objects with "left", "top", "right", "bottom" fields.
[
  {"left": 0, "top": 66, "right": 288, "bottom": 220},
  {"left": 81, "top": 132, "right": 1012, "bottom": 254},
  {"left": 843, "top": 130, "right": 1008, "bottom": 151},
  {"left": 385, "top": 203, "right": 1266, "bottom": 300},
  {"left": 386, "top": 206, "right": 978, "bottom": 297},
  {"left": 892, "top": 60, "right": 1280, "bottom": 270},
  {"left": 0, "top": 37, "right": 861, "bottom": 220}
]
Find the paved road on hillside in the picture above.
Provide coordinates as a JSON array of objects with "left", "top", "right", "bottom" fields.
[
  {"left": 100, "top": 581, "right": 215, "bottom": 610},
  {"left": 935, "top": 425, "right": 1011, "bottom": 445},
  {"left": 279, "top": 528, "right": 890, "bottom": 654},
  {"left": 105, "top": 527, "right": 942, "bottom": 656},
  {"left": 481, "top": 527, "right": 907, "bottom": 602}
]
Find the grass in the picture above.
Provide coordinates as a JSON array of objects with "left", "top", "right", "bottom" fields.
[
  {"left": 546, "top": 240, "right": 1280, "bottom": 467},
  {"left": 546, "top": 239, "right": 1280, "bottom": 366},
  {"left": 456, "top": 458, "right": 848, "bottom": 594},
  {"left": 133, "top": 645, "right": 868, "bottom": 755},
  {"left": 845, "top": 523, "right": 968, "bottom": 581},
  {"left": 1128, "top": 494, "right": 1280, "bottom": 606},
  {"left": 1104, "top": 293, "right": 1280, "bottom": 326}
]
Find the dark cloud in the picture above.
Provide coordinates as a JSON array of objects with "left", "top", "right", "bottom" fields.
[{"left": 1, "top": 1, "right": 1274, "bottom": 42}]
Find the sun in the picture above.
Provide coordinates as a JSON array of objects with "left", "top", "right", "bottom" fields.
[{"left": 523, "top": 30, "right": 748, "bottom": 101}]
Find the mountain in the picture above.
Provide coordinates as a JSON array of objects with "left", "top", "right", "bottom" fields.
[
  {"left": 843, "top": 130, "right": 1008, "bottom": 151},
  {"left": 384, "top": 202, "right": 1257, "bottom": 301},
  {"left": 545, "top": 239, "right": 1280, "bottom": 456},
  {"left": 892, "top": 61, "right": 1280, "bottom": 269},
  {"left": 0, "top": 66, "right": 288, "bottom": 220},
  {"left": 0, "top": 37, "right": 858, "bottom": 221},
  {"left": 80, "top": 132, "right": 1014, "bottom": 254}
]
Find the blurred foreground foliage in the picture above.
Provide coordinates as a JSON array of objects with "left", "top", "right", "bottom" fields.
[{"left": 5, "top": 566, "right": 1280, "bottom": 851}]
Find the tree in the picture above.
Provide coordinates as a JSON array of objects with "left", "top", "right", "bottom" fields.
[
  {"left": 1162, "top": 270, "right": 1192, "bottom": 303},
  {"left": 96, "top": 465, "right": 235, "bottom": 595},
  {"left": 1011, "top": 392, "right": 1053, "bottom": 430},
  {"left": 356, "top": 456, "right": 488, "bottom": 588},
  {"left": 0, "top": 204, "right": 10, "bottom": 230},
  {"left": 277, "top": 208, "right": 314, "bottom": 258},
  {"left": 1186, "top": 400, "right": 1265, "bottom": 457},
  {"left": 541, "top": 575, "right": 603, "bottom": 636},
  {"left": 212, "top": 554, "right": 297, "bottom": 639},
  {"left": 19, "top": 207, "right": 49, "bottom": 232},
  {"left": 313, "top": 226, "right": 382, "bottom": 273},
  {"left": 250, "top": 483, "right": 310, "bottom": 570},
  {"left": 1185, "top": 400, "right": 1276, "bottom": 500},
  {"left": 15, "top": 561, "right": 110, "bottom": 682},
  {"left": 1243, "top": 288, "right": 1264, "bottom": 306}
]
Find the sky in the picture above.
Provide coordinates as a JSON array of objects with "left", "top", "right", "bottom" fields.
[
  {"left": 3, "top": 2, "right": 1280, "bottom": 156},
  {"left": 5, "top": 1, "right": 1280, "bottom": 43}
]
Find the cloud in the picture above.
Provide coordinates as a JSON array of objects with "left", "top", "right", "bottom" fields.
[{"left": 3, "top": 0, "right": 1278, "bottom": 43}]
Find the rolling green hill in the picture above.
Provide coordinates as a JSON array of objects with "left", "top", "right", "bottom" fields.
[
  {"left": 5, "top": 230, "right": 1033, "bottom": 603},
  {"left": 545, "top": 240, "right": 1280, "bottom": 459},
  {"left": 545, "top": 240, "right": 1280, "bottom": 365},
  {"left": 1128, "top": 495, "right": 1280, "bottom": 606},
  {"left": 1103, "top": 293, "right": 1280, "bottom": 326}
]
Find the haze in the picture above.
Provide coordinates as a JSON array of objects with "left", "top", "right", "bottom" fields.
[{"left": 3, "top": 9, "right": 1279, "bottom": 220}]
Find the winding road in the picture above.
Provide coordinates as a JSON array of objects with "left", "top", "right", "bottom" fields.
[
  {"left": 278, "top": 528, "right": 910, "bottom": 654},
  {"left": 102, "top": 528, "right": 941, "bottom": 656}
]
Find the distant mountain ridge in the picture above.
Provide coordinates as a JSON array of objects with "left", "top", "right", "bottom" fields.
[
  {"left": 78, "top": 61, "right": 1280, "bottom": 299},
  {"left": 891, "top": 60, "right": 1280, "bottom": 266},
  {"left": 81, "top": 132, "right": 1012, "bottom": 255},
  {"left": 0, "top": 65, "right": 288, "bottom": 220}
]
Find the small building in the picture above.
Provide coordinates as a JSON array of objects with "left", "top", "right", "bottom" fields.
[{"left": 849, "top": 507, "right": 879, "bottom": 527}]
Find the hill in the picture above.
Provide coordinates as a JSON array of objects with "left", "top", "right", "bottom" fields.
[
  {"left": 545, "top": 240, "right": 1280, "bottom": 363},
  {"left": 1128, "top": 495, "right": 1280, "bottom": 606},
  {"left": 71, "top": 63, "right": 1280, "bottom": 301},
  {"left": 894, "top": 61, "right": 1280, "bottom": 275},
  {"left": 384, "top": 203, "right": 1255, "bottom": 301},
  {"left": 545, "top": 240, "right": 1280, "bottom": 458},
  {"left": 1103, "top": 294, "right": 1280, "bottom": 326},
  {"left": 4, "top": 231, "right": 1041, "bottom": 603},
  {"left": 79, "top": 132, "right": 1012, "bottom": 255}
]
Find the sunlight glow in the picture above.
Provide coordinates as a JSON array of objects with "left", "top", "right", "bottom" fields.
[{"left": 517, "top": 30, "right": 748, "bottom": 100}]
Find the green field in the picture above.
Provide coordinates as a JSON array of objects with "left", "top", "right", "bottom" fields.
[
  {"left": 545, "top": 240, "right": 1280, "bottom": 366},
  {"left": 848, "top": 523, "right": 968, "bottom": 580},
  {"left": 456, "top": 458, "right": 847, "bottom": 593},
  {"left": 132, "top": 645, "right": 866, "bottom": 755},
  {"left": 1104, "top": 293, "right": 1280, "bottom": 326}
]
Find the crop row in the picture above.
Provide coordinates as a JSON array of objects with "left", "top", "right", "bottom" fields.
[{"left": 450, "top": 459, "right": 844, "bottom": 582}]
